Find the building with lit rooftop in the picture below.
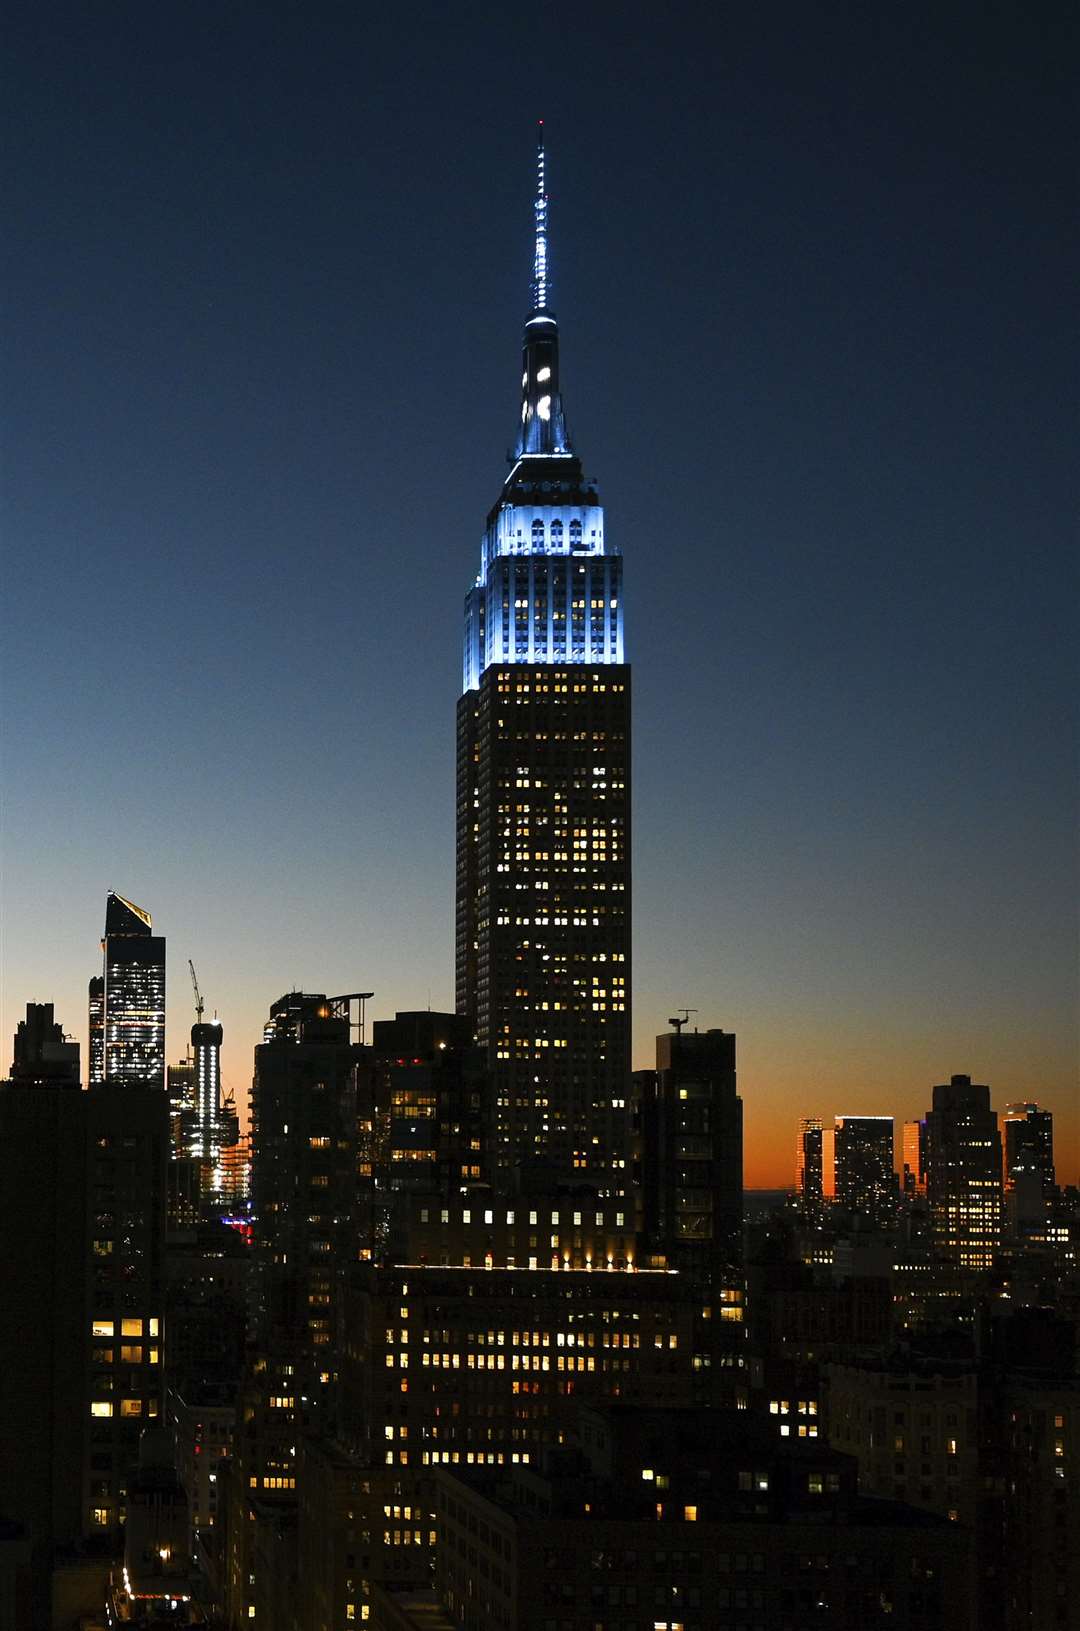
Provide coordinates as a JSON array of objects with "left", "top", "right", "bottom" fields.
[
  {"left": 455, "top": 127, "right": 630, "bottom": 1194},
  {"left": 90, "top": 891, "right": 166, "bottom": 1090}
]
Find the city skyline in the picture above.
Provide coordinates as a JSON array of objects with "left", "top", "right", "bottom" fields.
[{"left": 3, "top": 5, "right": 1076, "bottom": 1189}]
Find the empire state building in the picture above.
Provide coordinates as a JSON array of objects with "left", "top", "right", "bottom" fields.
[{"left": 456, "top": 130, "right": 630, "bottom": 1193}]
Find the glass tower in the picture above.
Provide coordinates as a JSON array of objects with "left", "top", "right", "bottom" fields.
[
  {"left": 97, "top": 891, "right": 166, "bottom": 1090},
  {"left": 456, "top": 129, "right": 630, "bottom": 1192}
]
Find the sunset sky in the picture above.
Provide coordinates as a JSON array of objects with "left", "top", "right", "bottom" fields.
[{"left": 4, "top": 2, "right": 1075, "bottom": 1186}]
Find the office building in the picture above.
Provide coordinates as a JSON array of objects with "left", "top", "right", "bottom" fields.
[
  {"left": 368, "top": 1010, "right": 486, "bottom": 1192},
  {"left": 167, "top": 1054, "right": 196, "bottom": 1151},
  {"left": 833, "top": 1115, "right": 896, "bottom": 1228},
  {"left": 1002, "top": 1101, "right": 1055, "bottom": 1194},
  {"left": 925, "top": 1075, "right": 1003, "bottom": 1269},
  {"left": 93, "top": 891, "right": 166, "bottom": 1090},
  {"left": 637, "top": 1026, "right": 743, "bottom": 1266},
  {"left": 88, "top": 974, "right": 105, "bottom": 1083},
  {"left": 795, "top": 1117, "right": 824, "bottom": 1218},
  {"left": 902, "top": 1119, "right": 927, "bottom": 1198},
  {"left": 455, "top": 129, "right": 630, "bottom": 1192}
]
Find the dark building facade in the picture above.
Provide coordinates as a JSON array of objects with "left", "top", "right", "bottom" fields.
[
  {"left": 9, "top": 1000, "right": 80, "bottom": 1084},
  {"left": 833, "top": 1115, "right": 896, "bottom": 1228},
  {"left": 455, "top": 130, "right": 630, "bottom": 1194},
  {"left": 1001, "top": 1100, "right": 1055, "bottom": 1195},
  {"left": 637, "top": 1027, "right": 743, "bottom": 1266},
  {"left": 427, "top": 1406, "right": 975, "bottom": 1631},
  {"left": 925, "top": 1075, "right": 1003, "bottom": 1268},
  {"left": 250, "top": 993, "right": 364, "bottom": 1365},
  {"left": 0, "top": 1002, "right": 170, "bottom": 1621}
]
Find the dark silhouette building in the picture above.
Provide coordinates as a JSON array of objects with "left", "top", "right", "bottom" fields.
[
  {"left": 0, "top": 1001, "right": 169, "bottom": 1620},
  {"left": 455, "top": 128, "right": 630, "bottom": 1194},
  {"left": 1002, "top": 1100, "right": 1055, "bottom": 1194},
  {"left": 637, "top": 1026, "right": 743, "bottom": 1266},
  {"left": 9, "top": 1000, "right": 80, "bottom": 1084},
  {"left": 833, "top": 1115, "right": 896, "bottom": 1228},
  {"left": 925, "top": 1075, "right": 1003, "bottom": 1268}
]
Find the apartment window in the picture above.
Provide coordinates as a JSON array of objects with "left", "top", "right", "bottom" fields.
[
  {"left": 120, "top": 1319, "right": 142, "bottom": 1337},
  {"left": 91, "top": 1402, "right": 113, "bottom": 1418},
  {"left": 120, "top": 1399, "right": 143, "bottom": 1418},
  {"left": 92, "top": 1320, "right": 114, "bottom": 1338}
]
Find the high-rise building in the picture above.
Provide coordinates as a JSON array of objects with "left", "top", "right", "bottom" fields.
[
  {"left": 1002, "top": 1101, "right": 1055, "bottom": 1195},
  {"left": 250, "top": 993, "right": 363, "bottom": 1359},
  {"left": 88, "top": 974, "right": 105, "bottom": 1083},
  {"left": 832, "top": 1115, "right": 896, "bottom": 1228},
  {"left": 455, "top": 128, "right": 630, "bottom": 1193},
  {"left": 0, "top": 999, "right": 169, "bottom": 1615},
  {"left": 10, "top": 1001, "right": 80, "bottom": 1084},
  {"left": 795, "top": 1117, "right": 824, "bottom": 1217},
  {"left": 902, "top": 1119, "right": 927, "bottom": 1197},
  {"left": 168, "top": 1020, "right": 238, "bottom": 1203},
  {"left": 94, "top": 892, "right": 166, "bottom": 1089},
  {"left": 167, "top": 1054, "right": 196, "bottom": 1151},
  {"left": 821, "top": 1124, "right": 836, "bottom": 1202},
  {"left": 637, "top": 1027, "right": 743, "bottom": 1265},
  {"left": 925, "top": 1075, "right": 1003, "bottom": 1268}
]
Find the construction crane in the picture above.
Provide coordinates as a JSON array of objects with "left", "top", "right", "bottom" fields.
[{"left": 189, "top": 959, "right": 205, "bottom": 1024}]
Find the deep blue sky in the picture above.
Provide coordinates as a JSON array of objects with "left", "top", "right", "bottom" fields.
[{"left": 3, "top": 1, "right": 1076, "bottom": 1181}]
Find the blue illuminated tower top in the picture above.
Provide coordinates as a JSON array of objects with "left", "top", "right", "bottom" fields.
[{"left": 462, "top": 124, "right": 624, "bottom": 691}]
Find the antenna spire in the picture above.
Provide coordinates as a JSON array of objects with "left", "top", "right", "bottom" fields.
[{"left": 531, "top": 120, "right": 548, "bottom": 312}]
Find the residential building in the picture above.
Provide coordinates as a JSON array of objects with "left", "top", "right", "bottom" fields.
[{"left": 637, "top": 1026, "right": 743, "bottom": 1267}]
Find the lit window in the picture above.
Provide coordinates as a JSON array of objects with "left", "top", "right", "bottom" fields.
[
  {"left": 120, "top": 1319, "right": 142, "bottom": 1337},
  {"left": 91, "top": 1402, "right": 113, "bottom": 1418},
  {"left": 120, "top": 1399, "right": 143, "bottom": 1417},
  {"left": 92, "top": 1320, "right": 114, "bottom": 1338}
]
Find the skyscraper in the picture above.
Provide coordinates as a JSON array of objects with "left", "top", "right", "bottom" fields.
[
  {"left": 88, "top": 975, "right": 105, "bottom": 1084},
  {"left": 925, "top": 1074, "right": 1003, "bottom": 1268},
  {"left": 94, "top": 892, "right": 166, "bottom": 1089},
  {"left": 455, "top": 128, "right": 630, "bottom": 1192},
  {"left": 902, "top": 1119, "right": 927, "bottom": 1198},
  {"left": 795, "top": 1116, "right": 825, "bottom": 1218},
  {"left": 832, "top": 1115, "right": 896, "bottom": 1228},
  {"left": 1001, "top": 1101, "right": 1055, "bottom": 1195}
]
